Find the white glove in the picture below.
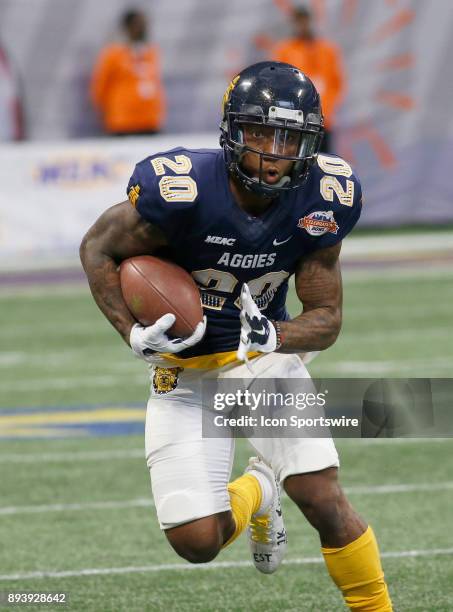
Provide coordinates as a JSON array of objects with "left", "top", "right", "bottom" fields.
[
  {"left": 130, "top": 313, "right": 207, "bottom": 362},
  {"left": 237, "top": 283, "right": 277, "bottom": 362}
]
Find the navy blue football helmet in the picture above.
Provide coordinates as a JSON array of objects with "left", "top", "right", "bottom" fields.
[{"left": 220, "top": 61, "right": 324, "bottom": 198}]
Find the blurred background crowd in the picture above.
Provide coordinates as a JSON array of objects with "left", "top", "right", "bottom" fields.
[
  {"left": 0, "top": 1, "right": 350, "bottom": 142},
  {"left": 0, "top": 0, "right": 452, "bottom": 267}
]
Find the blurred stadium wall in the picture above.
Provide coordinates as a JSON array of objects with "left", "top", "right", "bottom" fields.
[{"left": 0, "top": 0, "right": 452, "bottom": 267}]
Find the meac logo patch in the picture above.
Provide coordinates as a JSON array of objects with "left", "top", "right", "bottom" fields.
[{"left": 205, "top": 235, "right": 236, "bottom": 246}]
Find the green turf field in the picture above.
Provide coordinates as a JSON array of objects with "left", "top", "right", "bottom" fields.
[{"left": 1, "top": 260, "right": 453, "bottom": 611}]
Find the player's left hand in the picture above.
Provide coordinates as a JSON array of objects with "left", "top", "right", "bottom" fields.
[{"left": 237, "top": 283, "right": 277, "bottom": 362}]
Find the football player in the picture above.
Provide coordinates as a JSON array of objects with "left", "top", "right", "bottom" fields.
[{"left": 80, "top": 62, "right": 392, "bottom": 611}]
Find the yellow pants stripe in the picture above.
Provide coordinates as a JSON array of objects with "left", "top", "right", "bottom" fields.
[{"left": 160, "top": 350, "right": 260, "bottom": 370}]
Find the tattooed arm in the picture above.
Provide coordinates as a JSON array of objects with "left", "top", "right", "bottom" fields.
[
  {"left": 79, "top": 201, "right": 167, "bottom": 345},
  {"left": 278, "top": 243, "right": 343, "bottom": 353}
]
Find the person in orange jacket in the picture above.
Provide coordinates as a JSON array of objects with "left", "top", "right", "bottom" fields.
[
  {"left": 273, "top": 6, "right": 344, "bottom": 153},
  {"left": 91, "top": 9, "right": 166, "bottom": 136}
]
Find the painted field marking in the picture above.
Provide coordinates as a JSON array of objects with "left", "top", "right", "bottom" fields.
[
  {"left": 1, "top": 547, "right": 453, "bottom": 581},
  {"left": 0, "top": 449, "right": 145, "bottom": 463},
  {"left": 1, "top": 481, "right": 452, "bottom": 517},
  {"left": 0, "top": 407, "right": 145, "bottom": 427},
  {"left": 0, "top": 374, "right": 147, "bottom": 392},
  {"left": 2, "top": 352, "right": 453, "bottom": 393},
  {"left": 0, "top": 438, "right": 450, "bottom": 464},
  {"left": 0, "top": 498, "right": 152, "bottom": 516}
]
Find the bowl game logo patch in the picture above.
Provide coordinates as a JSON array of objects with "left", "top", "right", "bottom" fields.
[
  {"left": 153, "top": 367, "right": 184, "bottom": 394},
  {"left": 298, "top": 210, "right": 339, "bottom": 236}
]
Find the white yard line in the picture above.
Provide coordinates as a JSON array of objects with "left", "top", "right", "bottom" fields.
[
  {"left": 1, "top": 354, "right": 452, "bottom": 391},
  {"left": 341, "top": 232, "right": 453, "bottom": 256},
  {"left": 340, "top": 438, "right": 452, "bottom": 446},
  {"left": 0, "top": 438, "right": 450, "bottom": 464},
  {"left": 0, "top": 498, "right": 152, "bottom": 516},
  {"left": 0, "top": 351, "right": 139, "bottom": 368},
  {"left": 1, "top": 547, "right": 453, "bottom": 581},
  {"left": 1, "top": 481, "right": 452, "bottom": 517},
  {"left": 0, "top": 323, "right": 101, "bottom": 337},
  {"left": 342, "top": 268, "right": 453, "bottom": 283},
  {"left": 343, "top": 482, "right": 453, "bottom": 495},
  {"left": 0, "top": 285, "right": 89, "bottom": 299},
  {"left": 315, "top": 358, "right": 453, "bottom": 375},
  {"left": 0, "top": 449, "right": 145, "bottom": 463},
  {"left": 0, "top": 263, "right": 452, "bottom": 302},
  {"left": 0, "top": 374, "right": 147, "bottom": 391},
  {"left": 345, "top": 302, "right": 453, "bottom": 316},
  {"left": 337, "top": 329, "right": 453, "bottom": 342},
  {"left": 342, "top": 266, "right": 453, "bottom": 282}
]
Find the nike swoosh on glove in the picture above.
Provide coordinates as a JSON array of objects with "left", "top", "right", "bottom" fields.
[
  {"left": 237, "top": 283, "right": 277, "bottom": 362},
  {"left": 130, "top": 313, "right": 207, "bottom": 362}
]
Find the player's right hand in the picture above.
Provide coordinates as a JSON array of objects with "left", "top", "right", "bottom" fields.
[{"left": 130, "top": 314, "right": 207, "bottom": 361}]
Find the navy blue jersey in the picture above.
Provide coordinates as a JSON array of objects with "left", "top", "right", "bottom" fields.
[{"left": 127, "top": 148, "right": 362, "bottom": 358}]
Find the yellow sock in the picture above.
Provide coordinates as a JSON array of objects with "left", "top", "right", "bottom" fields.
[
  {"left": 223, "top": 474, "right": 262, "bottom": 548},
  {"left": 322, "top": 526, "right": 393, "bottom": 611}
]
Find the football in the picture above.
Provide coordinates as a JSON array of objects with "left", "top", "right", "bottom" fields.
[{"left": 119, "top": 255, "right": 203, "bottom": 337}]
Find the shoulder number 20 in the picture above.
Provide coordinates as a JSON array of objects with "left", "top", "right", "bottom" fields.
[
  {"left": 150, "top": 153, "right": 353, "bottom": 207},
  {"left": 151, "top": 155, "right": 198, "bottom": 203},
  {"left": 317, "top": 154, "right": 354, "bottom": 207}
]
